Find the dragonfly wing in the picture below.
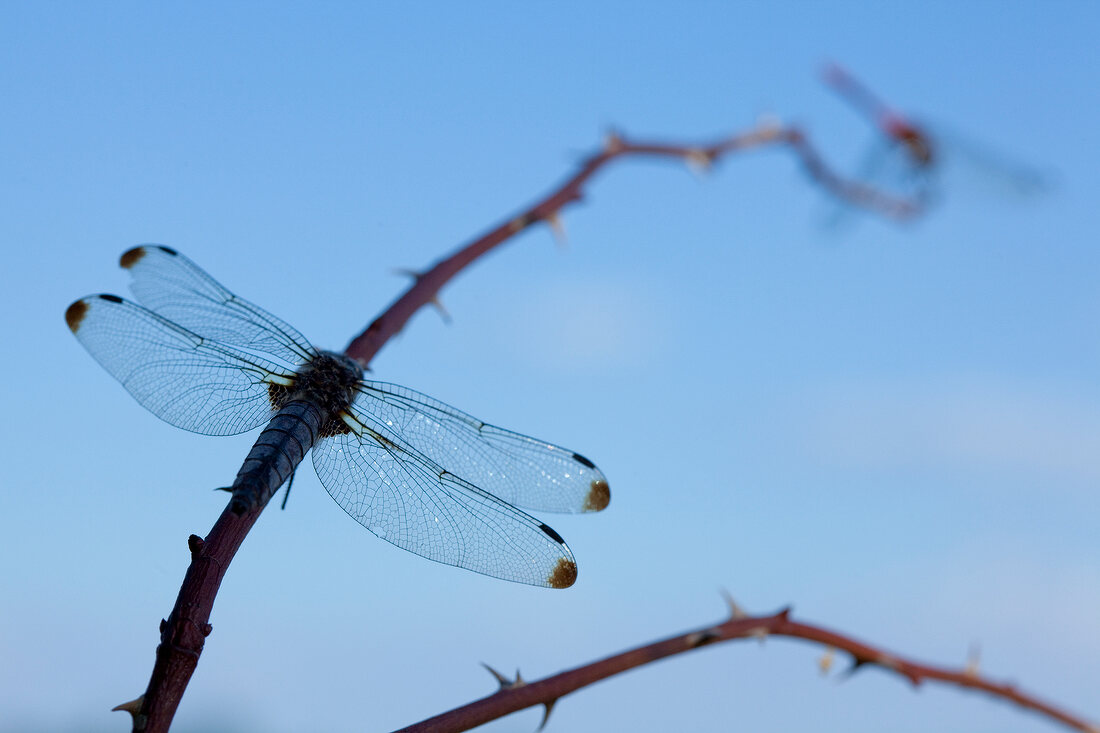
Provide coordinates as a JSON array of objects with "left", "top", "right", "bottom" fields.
[
  {"left": 119, "top": 245, "right": 315, "bottom": 368},
  {"left": 66, "top": 294, "right": 293, "bottom": 436},
  {"left": 312, "top": 423, "right": 578, "bottom": 588},
  {"left": 349, "top": 381, "right": 609, "bottom": 514}
]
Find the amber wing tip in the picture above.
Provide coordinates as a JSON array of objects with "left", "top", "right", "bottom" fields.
[
  {"left": 584, "top": 479, "right": 610, "bottom": 512},
  {"left": 547, "top": 558, "right": 577, "bottom": 589},
  {"left": 119, "top": 246, "right": 148, "bottom": 269},
  {"left": 65, "top": 300, "right": 89, "bottom": 332}
]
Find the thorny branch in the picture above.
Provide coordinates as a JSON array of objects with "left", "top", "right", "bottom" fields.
[
  {"left": 394, "top": 602, "right": 1098, "bottom": 733},
  {"left": 125, "top": 105, "right": 936, "bottom": 731},
  {"left": 343, "top": 120, "right": 921, "bottom": 365}
]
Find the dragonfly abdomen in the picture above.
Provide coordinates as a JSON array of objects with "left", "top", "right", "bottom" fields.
[{"left": 229, "top": 400, "right": 325, "bottom": 514}]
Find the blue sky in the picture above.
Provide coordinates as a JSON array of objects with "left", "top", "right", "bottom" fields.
[{"left": 2, "top": 2, "right": 1098, "bottom": 732}]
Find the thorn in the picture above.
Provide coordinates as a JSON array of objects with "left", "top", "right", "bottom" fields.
[
  {"left": 842, "top": 656, "right": 869, "bottom": 678},
  {"left": 428, "top": 296, "right": 451, "bottom": 324},
  {"left": 112, "top": 695, "right": 144, "bottom": 719},
  {"left": 603, "top": 129, "right": 624, "bottom": 154},
  {"left": 545, "top": 212, "right": 567, "bottom": 247},
  {"left": 213, "top": 486, "right": 232, "bottom": 493},
  {"left": 819, "top": 646, "right": 835, "bottom": 675},
  {"left": 685, "top": 149, "right": 712, "bottom": 176},
  {"left": 482, "top": 662, "right": 509, "bottom": 689},
  {"left": 537, "top": 698, "right": 558, "bottom": 731},
  {"left": 394, "top": 268, "right": 450, "bottom": 323},
  {"left": 481, "top": 663, "right": 525, "bottom": 690},
  {"left": 756, "top": 112, "right": 783, "bottom": 134},
  {"left": 965, "top": 643, "right": 981, "bottom": 678},
  {"left": 719, "top": 588, "right": 747, "bottom": 620}
]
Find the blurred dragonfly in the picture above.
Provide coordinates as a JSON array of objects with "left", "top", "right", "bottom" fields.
[
  {"left": 821, "top": 62, "right": 1049, "bottom": 222},
  {"left": 65, "top": 246, "right": 609, "bottom": 588}
]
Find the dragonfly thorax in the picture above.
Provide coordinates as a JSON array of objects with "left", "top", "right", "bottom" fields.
[{"left": 268, "top": 350, "right": 363, "bottom": 437}]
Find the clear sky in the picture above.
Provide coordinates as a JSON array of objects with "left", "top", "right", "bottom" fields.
[{"left": 2, "top": 2, "right": 1098, "bottom": 732}]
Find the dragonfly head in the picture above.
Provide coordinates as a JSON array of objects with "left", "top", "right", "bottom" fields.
[{"left": 316, "top": 350, "right": 365, "bottom": 380}]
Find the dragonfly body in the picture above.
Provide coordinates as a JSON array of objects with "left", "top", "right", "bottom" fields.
[
  {"left": 66, "top": 246, "right": 608, "bottom": 588},
  {"left": 229, "top": 351, "right": 361, "bottom": 513}
]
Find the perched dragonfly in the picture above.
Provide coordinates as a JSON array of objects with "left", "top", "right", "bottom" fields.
[{"left": 65, "top": 246, "right": 609, "bottom": 588}]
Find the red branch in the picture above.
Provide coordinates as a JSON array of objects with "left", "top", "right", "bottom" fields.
[
  {"left": 343, "top": 122, "right": 922, "bottom": 365},
  {"left": 123, "top": 122, "right": 924, "bottom": 732},
  {"left": 394, "top": 605, "right": 1097, "bottom": 733}
]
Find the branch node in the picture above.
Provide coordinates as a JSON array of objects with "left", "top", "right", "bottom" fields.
[
  {"left": 187, "top": 534, "right": 204, "bottom": 556},
  {"left": 686, "top": 629, "right": 722, "bottom": 649},
  {"left": 508, "top": 212, "right": 537, "bottom": 234}
]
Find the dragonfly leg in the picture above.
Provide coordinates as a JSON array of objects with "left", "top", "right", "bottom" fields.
[{"left": 281, "top": 470, "right": 297, "bottom": 511}]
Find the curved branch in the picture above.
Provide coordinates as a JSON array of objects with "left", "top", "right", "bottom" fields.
[
  {"left": 343, "top": 122, "right": 923, "bottom": 365},
  {"left": 122, "top": 121, "right": 925, "bottom": 732},
  {"left": 393, "top": 604, "right": 1097, "bottom": 733}
]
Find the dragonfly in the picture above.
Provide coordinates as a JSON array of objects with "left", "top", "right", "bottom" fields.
[
  {"left": 65, "top": 246, "right": 610, "bottom": 588},
  {"left": 821, "top": 62, "right": 1048, "bottom": 221}
]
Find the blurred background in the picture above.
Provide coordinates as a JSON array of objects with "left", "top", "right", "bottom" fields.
[{"left": 2, "top": 2, "right": 1097, "bottom": 732}]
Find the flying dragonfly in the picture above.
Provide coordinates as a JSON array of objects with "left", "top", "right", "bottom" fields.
[
  {"left": 821, "top": 62, "right": 1049, "bottom": 221},
  {"left": 65, "top": 246, "right": 609, "bottom": 588}
]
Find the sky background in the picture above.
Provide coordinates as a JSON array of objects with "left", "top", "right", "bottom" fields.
[{"left": 2, "top": 2, "right": 1098, "bottom": 732}]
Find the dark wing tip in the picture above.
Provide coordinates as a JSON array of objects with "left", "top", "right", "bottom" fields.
[
  {"left": 572, "top": 452, "right": 596, "bottom": 469},
  {"left": 583, "top": 479, "right": 611, "bottom": 512},
  {"left": 547, "top": 557, "right": 578, "bottom": 589},
  {"left": 64, "top": 299, "right": 89, "bottom": 332},
  {"left": 538, "top": 522, "right": 565, "bottom": 544}
]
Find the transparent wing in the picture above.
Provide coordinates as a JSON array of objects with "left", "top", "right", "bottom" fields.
[
  {"left": 120, "top": 245, "right": 315, "bottom": 368},
  {"left": 312, "top": 426, "right": 578, "bottom": 588},
  {"left": 823, "top": 136, "right": 936, "bottom": 230},
  {"left": 66, "top": 294, "right": 293, "bottom": 436},
  {"left": 349, "top": 381, "right": 610, "bottom": 514}
]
